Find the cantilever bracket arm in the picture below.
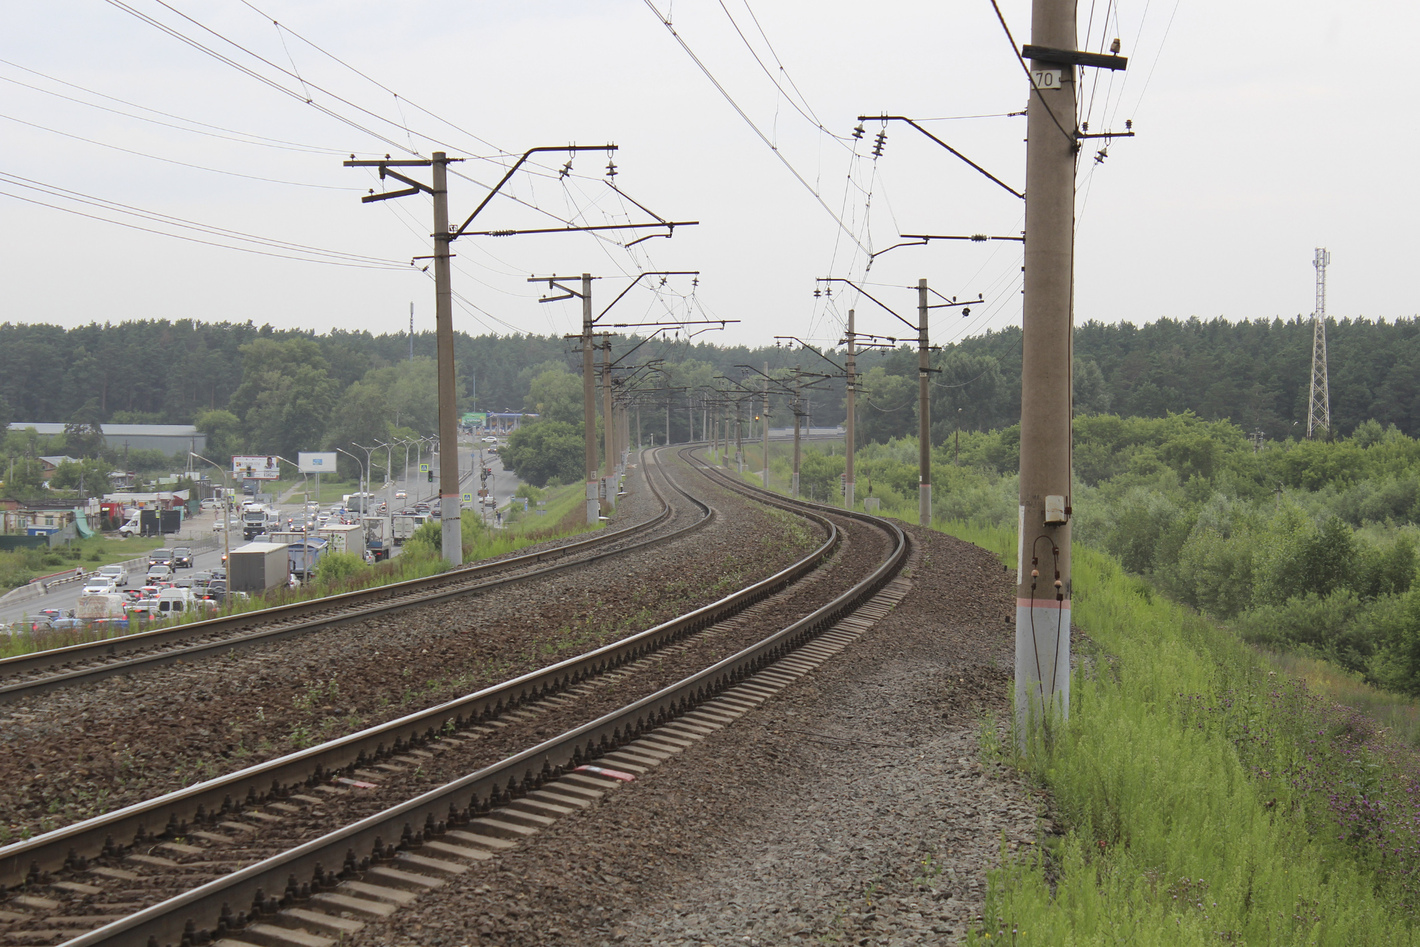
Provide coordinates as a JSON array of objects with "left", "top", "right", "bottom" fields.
[
  {"left": 1022, "top": 44, "right": 1128, "bottom": 71},
  {"left": 596, "top": 270, "right": 700, "bottom": 322},
  {"left": 817, "top": 277, "right": 916, "bottom": 333},
  {"left": 858, "top": 115, "right": 1023, "bottom": 200},
  {"left": 452, "top": 144, "right": 615, "bottom": 240},
  {"left": 461, "top": 221, "right": 697, "bottom": 239}
]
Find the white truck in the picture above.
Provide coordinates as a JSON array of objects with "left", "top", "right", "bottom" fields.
[
  {"left": 391, "top": 514, "right": 426, "bottom": 545},
  {"left": 317, "top": 523, "right": 364, "bottom": 557},
  {"left": 362, "top": 515, "right": 392, "bottom": 561},
  {"left": 242, "top": 505, "right": 275, "bottom": 540},
  {"left": 76, "top": 593, "right": 129, "bottom": 625}
]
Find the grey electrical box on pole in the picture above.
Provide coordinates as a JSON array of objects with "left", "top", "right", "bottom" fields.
[{"left": 1016, "top": 2, "right": 1090, "bottom": 744}]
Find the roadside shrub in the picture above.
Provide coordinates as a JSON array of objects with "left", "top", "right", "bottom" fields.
[{"left": 314, "top": 551, "right": 367, "bottom": 585}]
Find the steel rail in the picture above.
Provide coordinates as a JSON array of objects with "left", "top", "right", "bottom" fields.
[
  {"left": 0, "top": 454, "right": 702, "bottom": 705},
  {"left": 52, "top": 449, "right": 905, "bottom": 947},
  {"left": 0, "top": 447, "right": 836, "bottom": 890}
]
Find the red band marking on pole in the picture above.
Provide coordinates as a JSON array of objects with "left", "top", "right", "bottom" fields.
[{"left": 1016, "top": 597, "right": 1071, "bottom": 610}]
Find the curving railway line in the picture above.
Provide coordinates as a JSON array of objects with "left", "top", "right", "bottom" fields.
[
  {"left": 0, "top": 447, "right": 713, "bottom": 704},
  {"left": 0, "top": 447, "right": 912, "bottom": 947}
]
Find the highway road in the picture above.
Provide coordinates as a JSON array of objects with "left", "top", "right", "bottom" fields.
[{"left": 0, "top": 436, "right": 526, "bottom": 627}]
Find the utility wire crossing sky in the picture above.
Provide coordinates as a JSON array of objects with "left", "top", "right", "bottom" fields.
[{"left": 3, "top": 1, "right": 1414, "bottom": 354}]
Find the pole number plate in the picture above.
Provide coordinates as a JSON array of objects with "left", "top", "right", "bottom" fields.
[{"left": 1032, "top": 68, "right": 1063, "bottom": 90}]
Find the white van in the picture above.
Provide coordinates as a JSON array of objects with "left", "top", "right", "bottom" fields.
[{"left": 156, "top": 588, "right": 198, "bottom": 616}]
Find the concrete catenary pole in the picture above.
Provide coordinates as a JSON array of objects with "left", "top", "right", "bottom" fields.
[
  {"left": 582, "top": 275, "right": 598, "bottom": 525},
  {"left": 845, "top": 309, "right": 856, "bottom": 510},
  {"left": 1016, "top": 0, "right": 1078, "bottom": 743},
  {"left": 792, "top": 368, "right": 802, "bottom": 499},
  {"left": 735, "top": 398, "right": 744, "bottom": 473},
  {"left": 762, "top": 362, "right": 771, "bottom": 490},
  {"left": 602, "top": 336, "right": 615, "bottom": 509},
  {"left": 432, "top": 153, "right": 462, "bottom": 566},
  {"left": 917, "top": 279, "right": 931, "bottom": 527}
]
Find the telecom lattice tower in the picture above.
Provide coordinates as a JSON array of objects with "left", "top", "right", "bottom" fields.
[{"left": 1307, "top": 248, "right": 1331, "bottom": 439}]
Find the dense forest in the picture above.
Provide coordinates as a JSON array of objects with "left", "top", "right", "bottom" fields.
[
  {"left": 777, "top": 413, "right": 1420, "bottom": 697},
  {"left": 1, "top": 314, "right": 1417, "bottom": 490},
  {"left": 8, "top": 314, "right": 1420, "bottom": 697}
]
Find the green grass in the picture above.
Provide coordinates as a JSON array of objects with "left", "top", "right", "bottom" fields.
[
  {"left": 917, "top": 524, "right": 1420, "bottom": 944},
  {"left": 725, "top": 445, "right": 1420, "bottom": 940},
  {"left": 0, "top": 535, "right": 171, "bottom": 594},
  {"left": 1260, "top": 649, "right": 1420, "bottom": 749}
]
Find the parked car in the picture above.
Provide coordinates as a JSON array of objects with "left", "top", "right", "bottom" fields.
[
  {"left": 171, "top": 547, "right": 194, "bottom": 569},
  {"left": 481, "top": 435, "right": 498, "bottom": 443},
  {"left": 200, "top": 498, "right": 222, "bottom": 511},
  {"left": 213, "top": 517, "right": 240, "bottom": 532},
  {"left": 97, "top": 564, "right": 129, "bottom": 587}
]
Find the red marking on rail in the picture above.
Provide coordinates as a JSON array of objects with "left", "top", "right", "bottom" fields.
[{"left": 573, "top": 765, "right": 637, "bottom": 782}]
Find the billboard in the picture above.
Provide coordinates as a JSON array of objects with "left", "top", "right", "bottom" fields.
[
  {"left": 299, "top": 451, "right": 338, "bottom": 474},
  {"left": 232, "top": 455, "right": 279, "bottom": 480}
]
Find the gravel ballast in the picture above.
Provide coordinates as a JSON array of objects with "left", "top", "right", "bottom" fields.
[
  {"left": 0, "top": 460, "right": 820, "bottom": 841},
  {"left": 345, "top": 523, "right": 1039, "bottom": 946}
]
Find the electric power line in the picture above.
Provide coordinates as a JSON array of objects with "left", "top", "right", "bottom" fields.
[
  {"left": 1, "top": 170, "right": 411, "bottom": 268},
  {"left": 643, "top": 0, "right": 870, "bottom": 256},
  {"left": 0, "top": 112, "right": 361, "bottom": 191}
]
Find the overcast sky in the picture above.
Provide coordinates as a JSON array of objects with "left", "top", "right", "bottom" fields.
[{"left": 3, "top": 1, "right": 1414, "bottom": 355}]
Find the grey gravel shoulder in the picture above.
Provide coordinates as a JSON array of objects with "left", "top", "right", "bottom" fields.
[{"left": 352, "top": 524, "right": 1040, "bottom": 946}]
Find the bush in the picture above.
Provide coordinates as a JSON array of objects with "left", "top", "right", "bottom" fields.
[{"left": 314, "top": 551, "right": 368, "bottom": 585}]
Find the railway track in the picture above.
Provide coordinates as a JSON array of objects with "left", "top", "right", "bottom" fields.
[
  {"left": 0, "top": 449, "right": 909, "bottom": 947},
  {"left": 0, "top": 449, "right": 712, "bottom": 705}
]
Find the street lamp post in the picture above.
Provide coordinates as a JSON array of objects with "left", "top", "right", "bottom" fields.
[
  {"left": 189, "top": 452, "right": 230, "bottom": 573},
  {"left": 352, "top": 442, "right": 383, "bottom": 513},
  {"left": 334, "top": 448, "right": 366, "bottom": 512}
]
